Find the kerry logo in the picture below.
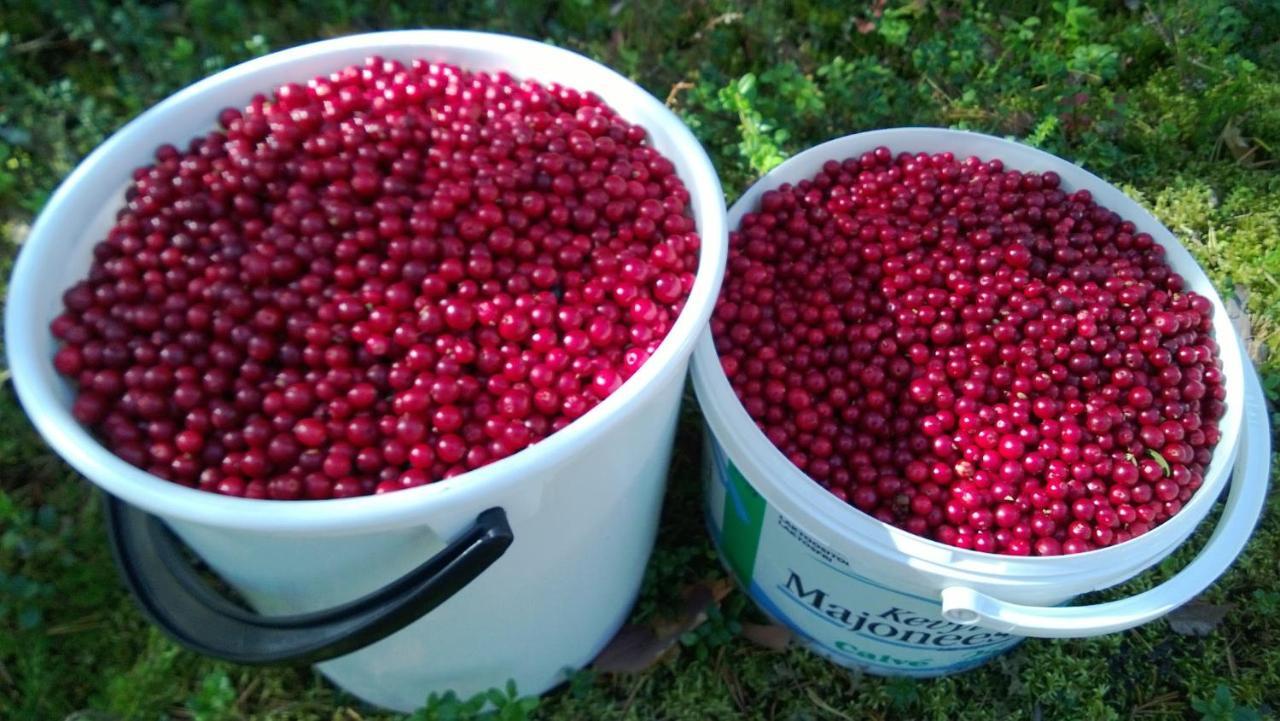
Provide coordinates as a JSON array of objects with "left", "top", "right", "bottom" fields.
[{"left": 782, "top": 571, "right": 1014, "bottom": 651}]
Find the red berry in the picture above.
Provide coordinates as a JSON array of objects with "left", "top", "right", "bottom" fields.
[{"left": 293, "top": 419, "right": 327, "bottom": 448}]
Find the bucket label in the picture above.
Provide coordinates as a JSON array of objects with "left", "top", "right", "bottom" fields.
[{"left": 705, "top": 435, "right": 1022, "bottom": 676}]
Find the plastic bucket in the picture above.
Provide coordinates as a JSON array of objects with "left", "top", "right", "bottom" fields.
[
  {"left": 691, "top": 128, "right": 1271, "bottom": 676},
  {"left": 5, "top": 31, "right": 727, "bottom": 711}
]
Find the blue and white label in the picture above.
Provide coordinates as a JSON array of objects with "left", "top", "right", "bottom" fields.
[{"left": 704, "top": 435, "right": 1024, "bottom": 676}]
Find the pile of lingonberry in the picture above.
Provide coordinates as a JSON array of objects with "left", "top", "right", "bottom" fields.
[
  {"left": 50, "top": 56, "right": 699, "bottom": 500},
  {"left": 712, "top": 147, "right": 1226, "bottom": 556}
]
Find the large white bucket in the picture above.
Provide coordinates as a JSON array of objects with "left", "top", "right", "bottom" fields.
[
  {"left": 691, "top": 129, "right": 1272, "bottom": 676},
  {"left": 5, "top": 32, "right": 727, "bottom": 712}
]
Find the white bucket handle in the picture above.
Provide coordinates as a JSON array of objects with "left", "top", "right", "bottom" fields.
[{"left": 941, "top": 359, "right": 1272, "bottom": 638}]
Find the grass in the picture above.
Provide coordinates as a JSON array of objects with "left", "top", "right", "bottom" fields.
[{"left": 2, "top": 0, "right": 1279, "bottom": 719}]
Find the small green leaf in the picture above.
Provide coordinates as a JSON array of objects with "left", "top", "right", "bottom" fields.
[
  {"left": 17, "top": 606, "right": 42, "bottom": 629},
  {"left": 171, "top": 36, "right": 195, "bottom": 61},
  {"left": 185, "top": 668, "right": 236, "bottom": 721},
  {"left": 35, "top": 504, "right": 58, "bottom": 531},
  {"left": 1191, "top": 684, "right": 1263, "bottom": 721},
  {"left": 1147, "top": 449, "right": 1171, "bottom": 476}
]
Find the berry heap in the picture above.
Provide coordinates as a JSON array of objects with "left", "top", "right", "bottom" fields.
[
  {"left": 51, "top": 56, "right": 699, "bottom": 499},
  {"left": 712, "top": 147, "right": 1225, "bottom": 556}
]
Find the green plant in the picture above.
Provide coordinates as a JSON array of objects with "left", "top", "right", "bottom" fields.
[
  {"left": 409, "top": 681, "right": 538, "bottom": 721},
  {"left": 1191, "top": 685, "right": 1265, "bottom": 721},
  {"left": 679, "top": 591, "right": 747, "bottom": 661},
  {"left": 185, "top": 668, "right": 238, "bottom": 721}
]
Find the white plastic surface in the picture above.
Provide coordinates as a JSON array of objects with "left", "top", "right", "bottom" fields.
[
  {"left": 691, "top": 128, "right": 1263, "bottom": 673},
  {"left": 940, "top": 352, "right": 1271, "bottom": 637},
  {"left": 4, "top": 31, "right": 727, "bottom": 711}
]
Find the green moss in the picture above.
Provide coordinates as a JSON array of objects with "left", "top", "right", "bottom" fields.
[{"left": 1, "top": 0, "right": 1278, "bottom": 719}]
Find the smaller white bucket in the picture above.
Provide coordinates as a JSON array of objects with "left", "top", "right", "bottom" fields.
[{"left": 691, "top": 128, "right": 1272, "bottom": 676}]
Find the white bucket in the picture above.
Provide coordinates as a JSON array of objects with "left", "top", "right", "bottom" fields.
[
  {"left": 691, "top": 128, "right": 1272, "bottom": 676},
  {"left": 5, "top": 32, "right": 727, "bottom": 711}
]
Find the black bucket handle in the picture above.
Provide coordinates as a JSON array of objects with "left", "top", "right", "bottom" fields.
[{"left": 104, "top": 494, "right": 513, "bottom": 665}]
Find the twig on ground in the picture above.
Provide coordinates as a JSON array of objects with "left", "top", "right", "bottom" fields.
[
  {"left": 46, "top": 614, "right": 108, "bottom": 636},
  {"left": 666, "top": 81, "right": 694, "bottom": 108},
  {"left": 691, "top": 12, "right": 744, "bottom": 41},
  {"left": 619, "top": 676, "right": 646, "bottom": 716},
  {"left": 10, "top": 32, "right": 60, "bottom": 55},
  {"left": 716, "top": 647, "right": 748, "bottom": 713},
  {"left": 235, "top": 675, "right": 261, "bottom": 708},
  {"left": 806, "top": 687, "right": 856, "bottom": 720}
]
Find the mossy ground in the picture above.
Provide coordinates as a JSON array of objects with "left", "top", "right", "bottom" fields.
[{"left": 1, "top": 2, "right": 1278, "bottom": 719}]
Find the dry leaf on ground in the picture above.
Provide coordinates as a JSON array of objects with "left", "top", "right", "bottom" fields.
[
  {"left": 593, "top": 578, "right": 735, "bottom": 673},
  {"left": 1166, "top": 599, "right": 1234, "bottom": 637},
  {"left": 740, "top": 622, "right": 792, "bottom": 651}
]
